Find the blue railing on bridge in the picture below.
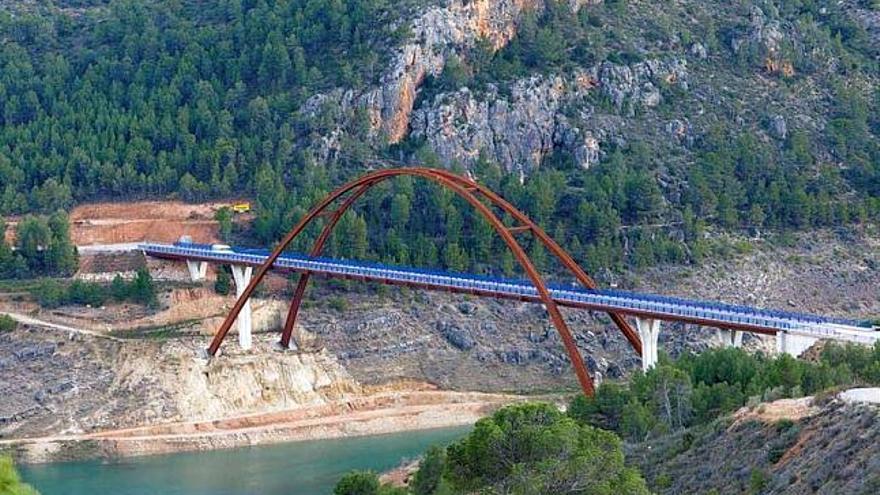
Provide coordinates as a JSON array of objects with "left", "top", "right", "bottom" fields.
[{"left": 143, "top": 242, "right": 873, "bottom": 335}]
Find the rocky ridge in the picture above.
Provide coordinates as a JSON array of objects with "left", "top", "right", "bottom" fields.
[
  {"left": 303, "top": 0, "right": 880, "bottom": 185},
  {"left": 410, "top": 57, "right": 689, "bottom": 174},
  {"left": 303, "top": 0, "right": 599, "bottom": 162}
]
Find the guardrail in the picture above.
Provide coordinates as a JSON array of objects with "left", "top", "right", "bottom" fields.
[{"left": 140, "top": 242, "right": 877, "bottom": 344}]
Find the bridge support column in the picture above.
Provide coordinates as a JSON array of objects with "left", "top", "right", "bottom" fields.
[
  {"left": 775, "top": 331, "right": 818, "bottom": 358},
  {"left": 635, "top": 317, "right": 661, "bottom": 372},
  {"left": 230, "top": 265, "right": 253, "bottom": 351},
  {"left": 717, "top": 329, "right": 743, "bottom": 348},
  {"left": 186, "top": 260, "right": 207, "bottom": 282}
]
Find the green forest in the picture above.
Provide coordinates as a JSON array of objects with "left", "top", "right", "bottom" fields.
[{"left": 0, "top": 0, "right": 878, "bottom": 279}]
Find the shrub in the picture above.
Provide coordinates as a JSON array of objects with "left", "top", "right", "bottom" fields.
[
  {"left": 749, "top": 468, "right": 769, "bottom": 493},
  {"left": 0, "top": 314, "right": 17, "bottom": 333},
  {"left": 328, "top": 296, "right": 348, "bottom": 312},
  {"left": 32, "top": 279, "right": 67, "bottom": 308},
  {"left": 410, "top": 446, "right": 446, "bottom": 495},
  {"left": 214, "top": 269, "right": 231, "bottom": 295},
  {"left": 333, "top": 471, "right": 380, "bottom": 495},
  {"left": 0, "top": 455, "right": 40, "bottom": 494}
]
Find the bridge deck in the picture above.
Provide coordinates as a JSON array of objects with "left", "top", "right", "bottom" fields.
[{"left": 139, "top": 242, "right": 878, "bottom": 345}]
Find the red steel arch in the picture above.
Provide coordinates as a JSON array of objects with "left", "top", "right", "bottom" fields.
[{"left": 208, "top": 167, "right": 641, "bottom": 397}]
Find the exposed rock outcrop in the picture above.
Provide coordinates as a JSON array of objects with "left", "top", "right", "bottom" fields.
[
  {"left": 0, "top": 327, "right": 361, "bottom": 438},
  {"left": 301, "top": 0, "right": 601, "bottom": 164},
  {"left": 410, "top": 76, "right": 582, "bottom": 175},
  {"left": 303, "top": 0, "right": 546, "bottom": 146},
  {"left": 409, "top": 59, "right": 687, "bottom": 173}
]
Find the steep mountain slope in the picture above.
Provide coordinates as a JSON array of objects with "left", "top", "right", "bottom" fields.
[{"left": 1, "top": 1, "right": 877, "bottom": 243}]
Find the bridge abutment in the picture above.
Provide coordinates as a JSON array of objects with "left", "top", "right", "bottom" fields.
[
  {"left": 635, "top": 317, "right": 661, "bottom": 371},
  {"left": 775, "top": 331, "right": 817, "bottom": 357},
  {"left": 230, "top": 265, "right": 253, "bottom": 351},
  {"left": 717, "top": 329, "right": 743, "bottom": 348}
]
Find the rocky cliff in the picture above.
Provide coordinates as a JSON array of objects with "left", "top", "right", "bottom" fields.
[
  {"left": 0, "top": 327, "right": 361, "bottom": 438},
  {"left": 302, "top": 0, "right": 599, "bottom": 163},
  {"left": 301, "top": 0, "right": 878, "bottom": 185},
  {"left": 410, "top": 58, "right": 688, "bottom": 174}
]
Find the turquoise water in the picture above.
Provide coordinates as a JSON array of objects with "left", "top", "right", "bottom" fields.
[{"left": 20, "top": 427, "right": 470, "bottom": 495}]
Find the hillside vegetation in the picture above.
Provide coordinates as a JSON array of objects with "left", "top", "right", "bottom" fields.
[
  {"left": 334, "top": 402, "right": 650, "bottom": 495},
  {"left": 0, "top": 1, "right": 877, "bottom": 279},
  {"left": 333, "top": 342, "right": 880, "bottom": 494}
]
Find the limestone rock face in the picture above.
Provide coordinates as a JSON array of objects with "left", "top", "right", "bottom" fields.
[
  {"left": 411, "top": 76, "right": 568, "bottom": 175},
  {"left": 409, "top": 59, "right": 687, "bottom": 173},
  {"left": 303, "top": 0, "right": 547, "bottom": 143},
  {"left": 301, "top": 0, "right": 597, "bottom": 162},
  {"left": 730, "top": 5, "right": 790, "bottom": 60},
  {"left": 175, "top": 348, "right": 361, "bottom": 420},
  {"left": 596, "top": 58, "right": 689, "bottom": 113},
  {"left": 302, "top": 0, "right": 690, "bottom": 174}
]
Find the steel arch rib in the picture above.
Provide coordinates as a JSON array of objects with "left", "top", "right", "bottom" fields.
[
  {"left": 420, "top": 168, "right": 642, "bottom": 355},
  {"left": 209, "top": 167, "right": 633, "bottom": 396}
]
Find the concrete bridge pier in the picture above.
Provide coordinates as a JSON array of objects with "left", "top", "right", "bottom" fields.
[
  {"left": 635, "top": 317, "right": 661, "bottom": 371},
  {"left": 230, "top": 265, "right": 253, "bottom": 351},
  {"left": 186, "top": 260, "right": 207, "bottom": 281},
  {"left": 775, "top": 331, "right": 818, "bottom": 358},
  {"left": 717, "top": 329, "right": 743, "bottom": 348}
]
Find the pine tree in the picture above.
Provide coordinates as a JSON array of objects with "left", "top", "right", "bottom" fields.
[{"left": 45, "top": 211, "right": 77, "bottom": 276}]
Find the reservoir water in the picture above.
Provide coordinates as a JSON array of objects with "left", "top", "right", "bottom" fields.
[{"left": 20, "top": 426, "right": 470, "bottom": 495}]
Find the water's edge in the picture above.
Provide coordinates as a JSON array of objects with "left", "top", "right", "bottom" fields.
[{"left": 21, "top": 426, "right": 471, "bottom": 495}]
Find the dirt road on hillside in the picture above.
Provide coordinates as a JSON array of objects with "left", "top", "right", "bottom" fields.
[{"left": 1, "top": 311, "right": 122, "bottom": 341}]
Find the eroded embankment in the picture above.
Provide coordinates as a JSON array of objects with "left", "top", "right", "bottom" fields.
[
  {"left": 0, "top": 321, "right": 526, "bottom": 464},
  {"left": 2, "top": 389, "right": 522, "bottom": 464}
]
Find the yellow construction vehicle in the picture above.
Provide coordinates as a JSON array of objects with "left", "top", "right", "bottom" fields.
[{"left": 231, "top": 202, "right": 251, "bottom": 214}]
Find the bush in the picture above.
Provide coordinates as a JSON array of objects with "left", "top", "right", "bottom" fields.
[
  {"left": 110, "top": 274, "right": 130, "bottom": 301},
  {"left": 29, "top": 271, "right": 158, "bottom": 309},
  {"left": 410, "top": 446, "right": 446, "bottom": 495},
  {"left": 0, "top": 314, "right": 17, "bottom": 333},
  {"left": 749, "top": 468, "right": 769, "bottom": 493},
  {"left": 214, "top": 269, "right": 231, "bottom": 295},
  {"left": 130, "top": 268, "right": 157, "bottom": 307},
  {"left": 67, "top": 280, "right": 107, "bottom": 307},
  {"left": 328, "top": 296, "right": 348, "bottom": 312},
  {"left": 333, "top": 471, "right": 379, "bottom": 495},
  {"left": 0, "top": 455, "right": 40, "bottom": 494},
  {"left": 329, "top": 471, "right": 408, "bottom": 494},
  {"left": 32, "top": 279, "right": 66, "bottom": 308}
]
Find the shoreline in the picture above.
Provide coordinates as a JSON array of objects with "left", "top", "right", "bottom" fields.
[{"left": 1, "top": 390, "right": 526, "bottom": 464}]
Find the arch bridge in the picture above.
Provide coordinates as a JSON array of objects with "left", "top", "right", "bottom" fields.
[{"left": 140, "top": 168, "right": 878, "bottom": 397}]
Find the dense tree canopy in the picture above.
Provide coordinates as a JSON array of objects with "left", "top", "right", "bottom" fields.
[
  {"left": 569, "top": 343, "right": 880, "bottom": 441},
  {"left": 334, "top": 402, "right": 649, "bottom": 495},
  {"left": 0, "top": 0, "right": 877, "bottom": 282},
  {"left": 0, "top": 0, "right": 405, "bottom": 214}
]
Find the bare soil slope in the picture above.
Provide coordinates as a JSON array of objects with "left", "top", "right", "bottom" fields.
[
  {"left": 70, "top": 201, "right": 226, "bottom": 245},
  {"left": 630, "top": 396, "right": 880, "bottom": 495}
]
